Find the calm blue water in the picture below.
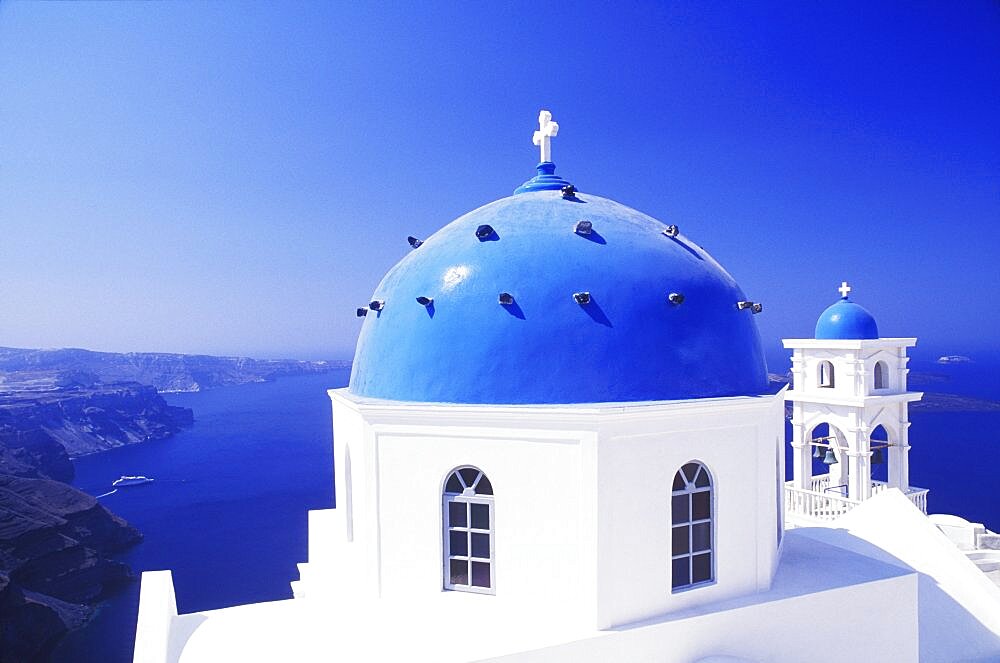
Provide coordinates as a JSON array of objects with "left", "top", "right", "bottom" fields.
[
  {"left": 51, "top": 371, "right": 345, "bottom": 663},
  {"left": 51, "top": 360, "right": 999, "bottom": 661},
  {"left": 887, "top": 357, "right": 1000, "bottom": 530}
]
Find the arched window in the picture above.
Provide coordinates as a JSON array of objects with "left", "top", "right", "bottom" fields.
[
  {"left": 818, "top": 361, "right": 835, "bottom": 388},
  {"left": 671, "top": 461, "right": 714, "bottom": 590},
  {"left": 443, "top": 467, "right": 494, "bottom": 594},
  {"left": 873, "top": 361, "right": 886, "bottom": 390},
  {"left": 870, "top": 424, "right": 890, "bottom": 482}
]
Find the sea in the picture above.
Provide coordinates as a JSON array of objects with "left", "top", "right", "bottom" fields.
[
  {"left": 51, "top": 358, "right": 999, "bottom": 662},
  {"left": 51, "top": 370, "right": 345, "bottom": 663}
]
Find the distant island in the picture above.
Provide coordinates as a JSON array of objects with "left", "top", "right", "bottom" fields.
[
  {"left": 0, "top": 346, "right": 348, "bottom": 393},
  {"left": 0, "top": 347, "right": 348, "bottom": 659}
]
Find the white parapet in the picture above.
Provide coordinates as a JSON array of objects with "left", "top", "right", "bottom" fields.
[
  {"left": 134, "top": 570, "right": 179, "bottom": 663},
  {"left": 930, "top": 514, "right": 987, "bottom": 551}
]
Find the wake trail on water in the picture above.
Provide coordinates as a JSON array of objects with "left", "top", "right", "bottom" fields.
[{"left": 95, "top": 489, "right": 119, "bottom": 498}]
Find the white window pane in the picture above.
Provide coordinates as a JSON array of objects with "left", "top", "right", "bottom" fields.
[
  {"left": 470, "top": 503, "right": 490, "bottom": 529},
  {"left": 450, "top": 559, "right": 468, "bottom": 585},
  {"left": 692, "top": 522, "right": 711, "bottom": 552},
  {"left": 471, "top": 562, "right": 491, "bottom": 588},
  {"left": 672, "top": 557, "right": 689, "bottom": 588},
  {"left": 449, "top": 501, "right": 467, "bottom": 527},
  {"left": 471, "top": 532, "right": 490, "bottom": 559},
  {"left": 692, "top": 553, "right": 712, "bottom": 583},
  {"left": 672, "top": 525, "right": 689, "bottom": 555},
  {"left": 672, "top": 494, "right": 689, "bottom": 524},
  {"left": 449, "top": 530, "right": 468, "bottom": 557}
]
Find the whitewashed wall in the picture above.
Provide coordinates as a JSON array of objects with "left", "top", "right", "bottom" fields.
[{"left": 317, "top": 389, "right": 785, "bottom": 629}]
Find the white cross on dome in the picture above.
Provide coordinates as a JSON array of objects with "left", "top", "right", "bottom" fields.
[
  {"left": 838, "top": 281, "right": 852, "bottom": 298},
  {"left": 532, "top": 110, "right": 559, "bottom": 163}
]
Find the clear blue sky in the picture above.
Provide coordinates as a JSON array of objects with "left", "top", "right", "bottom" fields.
[{"left": 1, "top": 1, "right": 997, "bottom": 365}]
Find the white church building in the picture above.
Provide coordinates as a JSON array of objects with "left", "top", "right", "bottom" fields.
[{"left": 133, "top": 112, "right": 1000, "bottom": 663}]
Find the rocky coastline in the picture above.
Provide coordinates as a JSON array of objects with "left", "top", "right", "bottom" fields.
[
  {"left": 0, "top": 347, "right": 343, "bottom": 660},
  {"left": 0, "top": 384, "right": 190, "bottom": 662},
  {"left": 1, "top": 383, "right": 194, "bottom": 463},
  {"left": 0, "top": 475, "right": 141, "bottom": 662}
]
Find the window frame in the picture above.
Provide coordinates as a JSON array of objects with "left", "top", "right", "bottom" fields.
[
  {"left": 442, "top": 467, "right": 495, "bottom": 595},
  {"left": 873, "top": 360, "right": 887, "bottom": 390},
  {"left": 670, "top": 461, "right": 716, "bottom": 593},
  {"left": 818, "top": 360, "right": 835, "bottom": 388}
]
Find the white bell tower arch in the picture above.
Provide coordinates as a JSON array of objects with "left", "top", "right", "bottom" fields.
[{"left": 782, "top": 283, "right": 927, "bottom": 522}]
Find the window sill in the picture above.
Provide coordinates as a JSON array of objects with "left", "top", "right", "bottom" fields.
[{"left": 671, "top": 578, "right": 716, "bottom": 594}]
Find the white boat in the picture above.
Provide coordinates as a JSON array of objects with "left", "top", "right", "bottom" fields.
[
  {"left": 937, "top": 355, "right": 971, "bottom": 364},
  {"left": 112, "top": 475, "right": 155, "bottom": 487}
]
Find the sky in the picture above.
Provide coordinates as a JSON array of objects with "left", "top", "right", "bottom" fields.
[{"left": 1, "top": 1, "right": 998, "bottom": 365}]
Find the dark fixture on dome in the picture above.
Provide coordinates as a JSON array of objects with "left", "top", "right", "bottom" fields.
[
  {"left": 476, "top": 224, "right": 495, "bottom": 240},
  {"left": 356, "top": 307, "right": 368, "bottom": 317},
  {"left": 369, "top": 299, "right": 385, "bottom": 311},
  {"left": 416, "top": 296, "right": 433, "bottom": 306},
  {"left": 561, "top": 184, "right": 577, "bottom": 199},
  {"left": 574, "top": 220, "right": 592, "bottom": 235},
  {"left": 498, "top": 292, "right": 514, "bottom": 305},
  {"left": 573, "top": 291, "right": 591, "bottom": 305},
  {"left": 668, "top": 292, "right": 685, "bottom": 305},
  {"left": 407, "top": 236, "right": 423, "bottom": 249},
  {"left": 736, "top": 301, "right": 763, "bottom": 314},
  {"left": 662, "top": 225, "right": 679, "bottom": 237}
]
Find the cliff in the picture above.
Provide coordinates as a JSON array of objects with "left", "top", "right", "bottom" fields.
[
  {"left": 0, "top": 346, "right": 346, "bottom": 393},
  {"left": 0, "top": 347, "right": 345, "bottom": 658},
  {"left": 0, "top": 427, "right": 74, "bottom": 483},
  {"left": 0, "top": 383, "right": 190, "bottom": 658},
  {"left": 0, "top": 383, "right": 194, "bottom": 461},
  {"left": 0, "top": 474, "right": 140, "bottom": 662}
]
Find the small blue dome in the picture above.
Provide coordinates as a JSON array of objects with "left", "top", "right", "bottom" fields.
[
  {"left": 815, "top": 298, "right": 879, "bottom": 340},
  {"left": 349, "top": 185, "right": 768, "bottom": 404}
]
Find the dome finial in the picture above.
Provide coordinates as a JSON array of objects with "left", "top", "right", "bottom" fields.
[
  {"left": 838, "top": 281, "right": 852, "bottom": 299},
  {"left": 532, "top": 110, "right": 559, "bottom": 164},
  {"left": 513, "top": 110, "right": 574, "bottom": 194}
]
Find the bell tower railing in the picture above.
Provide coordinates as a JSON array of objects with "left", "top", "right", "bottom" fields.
[{"left": 785, "top": 476, "right": 929, "bottom": 522}]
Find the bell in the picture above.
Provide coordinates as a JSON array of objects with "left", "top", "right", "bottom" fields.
[
  {"left": 813, "top": 444, "right": 824, "bottom": 459},
  {"left": 871, "top": 448, "right": 885, "bottom": 465},
  {"left": 823, "top": 448, "right": 838, "bottom": 465}
]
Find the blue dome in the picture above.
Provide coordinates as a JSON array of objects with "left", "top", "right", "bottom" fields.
[
  {"left": 349, "top": 188, "right": 768, "bottom": 404},
  {"left": 814, "top": 298, "right": 879, "bottom": 340}
]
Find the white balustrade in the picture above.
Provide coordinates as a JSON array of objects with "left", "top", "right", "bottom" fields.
[
  {"left": 784, "top": 485, "right": 859, "bottom": 521},
  {"left": 786, "top": 478, "right": 929, "bottom": 520},
  {"left": 907, "top": 488, "right": 929, "bottom": 514},
  {"left": 809, "top": 475, "right": 832, "bottom": 493}
]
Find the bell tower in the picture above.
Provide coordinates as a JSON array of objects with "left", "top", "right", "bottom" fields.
[{"left": 782, "top": 282, "right": 926, "bottom": 522}]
